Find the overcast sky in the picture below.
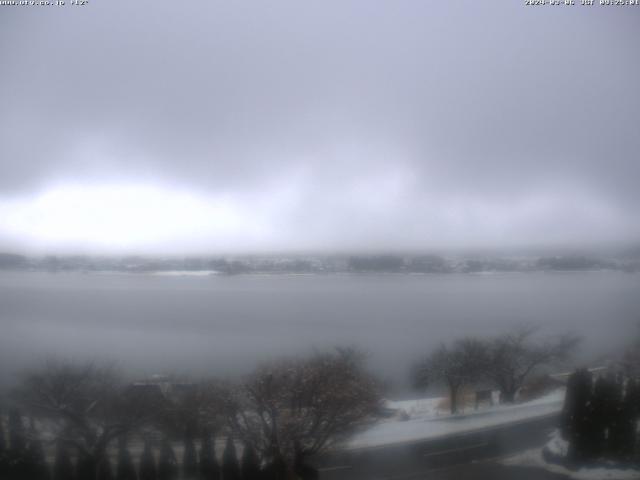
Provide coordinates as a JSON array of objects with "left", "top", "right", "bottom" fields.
[{"left": 0, "top": 1, "right": 639, "bottom": 254}]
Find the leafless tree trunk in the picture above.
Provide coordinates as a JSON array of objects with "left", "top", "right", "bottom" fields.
[
  {"left": 486, "top": 325, "right": 580, "bottom": 403},
  {"left": 413, "top": 338, "right": 488, "bottom": 414},
  {"left": 15, "top": 360, "right": 161, "bottom": 478},
  {"left": 221, "top": 347, "right": 381, "bottom": 474}
]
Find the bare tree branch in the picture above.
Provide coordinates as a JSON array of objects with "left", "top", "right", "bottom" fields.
[{"left": 224, "top": 348, "right": 381, "bottom": 473}]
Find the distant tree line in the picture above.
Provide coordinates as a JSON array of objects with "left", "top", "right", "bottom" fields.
[
  {"left": 0, "top": 348, "right": 380, "bottom": 480},
  {"left": 3, "top": 251, "right": 638, "bottom": 274}
]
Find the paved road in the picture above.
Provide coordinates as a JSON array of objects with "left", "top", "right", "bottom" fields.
[
  {"left": 356, "top": 462, "right": 570, "bottom": 480},
  {"left": 311, "top": 413, "right": 563, "bottom": 480}
]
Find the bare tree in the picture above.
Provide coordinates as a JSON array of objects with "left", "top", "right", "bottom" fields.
[
  {"left": 486, "top": 326, "right": 580, "bottom": 403},
  {"left": 15, "top": 360, "right": 161, "bottom": 478},
  {"left": 413, "top": 338, "right": 488, "bottom": 414},
  {"left": 155, "top": 378, "right": 223, "bottom": 437},
  {"left": 223, "top": 348, "right": 380, "bottom": 478}
]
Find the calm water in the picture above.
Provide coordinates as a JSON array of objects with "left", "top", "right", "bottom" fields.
[{"left": 1, "top": 271, "right": 639, "bottom": 392}]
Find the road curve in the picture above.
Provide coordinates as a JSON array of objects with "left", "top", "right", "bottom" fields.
[{"left": 312, "top": 413, "right": 560, "bottom": 480}]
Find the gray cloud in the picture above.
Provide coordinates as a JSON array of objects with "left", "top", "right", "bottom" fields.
[{"left": 1, "top": 1, "right": 639, "bottom": 252}]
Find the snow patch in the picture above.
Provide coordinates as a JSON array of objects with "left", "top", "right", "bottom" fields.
[
  {"left": 544, "top": 429, "right": 569, "bottom": 457},
  {"left": 384, "top": 396, "right": 443, "bottom": 419},
  {"left": 150, "top": 270, "right": 217, "bottom": 276}
]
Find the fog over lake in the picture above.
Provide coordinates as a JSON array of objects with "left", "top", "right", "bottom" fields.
[{"left": 1, "top": 270, "right": 638, "bottom": 393}]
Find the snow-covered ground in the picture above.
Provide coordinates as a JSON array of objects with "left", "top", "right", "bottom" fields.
[
  {"left": 346, "top": 389, "right": 565, "bottom": 449},
  {"left": 502, "top": 430, "right": 640, "bottom": 480},
  {"left": 385, "top": 389, "right": 501, "bottom": 419},
  {"left": 150, "top": 270, "right": 218, "bottom": 276}
]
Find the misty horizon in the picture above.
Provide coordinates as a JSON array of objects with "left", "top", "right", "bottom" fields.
[{"left": 2, "top": 2, "right": 640, "bottom": 254}]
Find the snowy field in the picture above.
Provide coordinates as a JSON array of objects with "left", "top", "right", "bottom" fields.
[{"left": 346, "top": 389, "right": 565, "bottom": 449}]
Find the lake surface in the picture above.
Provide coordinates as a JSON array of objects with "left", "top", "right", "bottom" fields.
[{"left": 1, "top": 271, "right": 639, "bottom": 392}]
